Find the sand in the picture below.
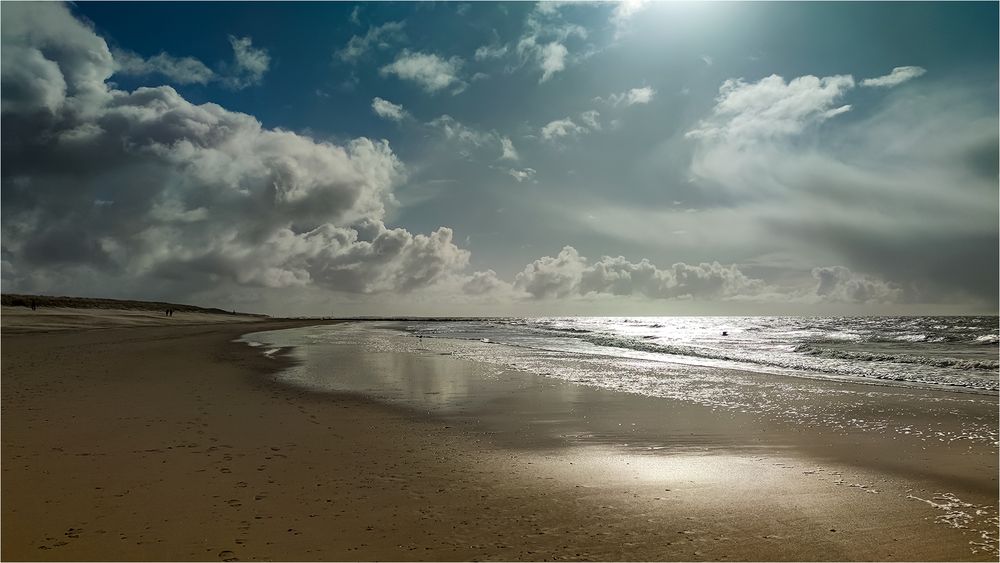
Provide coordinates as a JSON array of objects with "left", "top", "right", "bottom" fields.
[
  {"left": 2, "top": 311, "right": 996, "bottom": 561},
  {"left": 0, "top": 305, "right": 266, "bottom": 334}
]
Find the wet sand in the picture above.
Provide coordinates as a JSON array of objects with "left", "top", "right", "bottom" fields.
[{"left": 2, "top": 314, "right": 997, "bottom": 561}]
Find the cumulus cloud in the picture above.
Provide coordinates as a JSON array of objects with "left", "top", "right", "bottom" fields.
[
  {"left": 336, "top": 21, "right": 406, "bottom": 63},
  {"left": 811, "top": 266, "right": 901, "bottom": 304},
  {"left": 371, "top": 97, "right": 408, "bottom": 121},
  {"left": 113, "top": 49, "right": 215, "bottom": 85},
  {"left": 861, "top": 66, "right": 926, "bottom": 88},
  {"left": 600, "top": 86, "right": 656, "bottom": 107},
  {"left": 686, "top": 73, "right": 855, "bottom": 143},
  {"left": 380, "top": 50, "right": 465, "bottom": 94},
  {"left": 513, "top": 246, "right": 768, "bottom": 300},
  {"left": 1, "top": 2, "right": 471, "bottom": 298},
  {"left": 461, "top": 269, "right": 512, "bottom": 296}
]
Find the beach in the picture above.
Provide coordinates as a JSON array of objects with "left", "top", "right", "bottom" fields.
[{"left": 2, "top": 311, "right": 997, "bottom": 561}]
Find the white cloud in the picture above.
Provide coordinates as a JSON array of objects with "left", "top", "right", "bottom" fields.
[
  {"left": 684, "top": 71, "right": 998, "bottom": 304},
  {"left": 515, "top": 5, "right": 587, "bottom": 83},
  {"left": 350, "top": 5, "right": 362, "bottom": 26},
  {"left": 461, "top": 269, "right": 513, "bottom": 296},
  {"left": 860, "top": 66, "right": 927, "bottom": 88},
  {"left": 540, "top": 117, "right": 588, "bottom": 140},
  {"left": 336, "top": 21, "right": 406, "bottom": 63},
  {"left": 541, "top": 109, "right": 602, "bottom": 141},
  {"left": 600, "top": 86, "right": 656, "bottom": 107},
  {"left": 371, "top": 97, "right": 408, "bottom": 121},
  {"left": 686, "top": 73, "right": 855, "bottom": 143},
  {"left": 499, "top": 136, "right": 519, "bottom": 161},
  {"left": 428, "top": 117, "right": 520, "bottom": 164},
  {"left": 504, "top": 167, "right": 536, "bottom": 183},
  {"left": 113, "top": 49, "right": 215, "bottom": 85},
  {"left": 112, "top": 36, "right": 270, "bottom": 90},
  {"left": 538, "top": 42, "right": 568, "bottom": 82},
  {"left": 1, "top": 3, "right": 471, "bottom": 298},
  {"left": 610, "top": 0, "right": 651, "bottom": 37},
  {"left": 380, "top": 50, "right": 465, "bottom": 94},
  {"left": 474, "top": 44, "right": 508, "bottom": 61},
  {"left": 428, "top": 115, "right": 492, "bottom": 147},
  {"left": 579, "top": 109, "right": 601, "bottom": 130},
  {"left": 701, "top": 55, "right": 713, "bottom": 66},
  {"left": 513, "top": 246, "right": 768, "bottom": 300},
  {"left": 226, "top": 35, "right": 271, "bottom": 89}
]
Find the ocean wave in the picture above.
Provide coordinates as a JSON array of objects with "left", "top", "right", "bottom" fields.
[
  {"left": 893, "top": 334, "right": 929, "bottom": 342},
  {"left": 405, "top": 317, "right": 1000, "bottom": 393},
  {"left": 975, "top": 334, "right": 999, "bottom": 345},
  {"left": 793, "top": 344, "right": 999, "bottom": 371},
  {"left": 543, "top": 326, "right": 594, "bottom": 334},
  {"left": 565, "top": 333, "right": 998, "bottom": 391}
]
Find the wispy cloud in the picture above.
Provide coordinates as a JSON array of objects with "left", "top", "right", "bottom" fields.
[
  {"left": 503, "top": 167, "right": 537, "bottom": 183},
  {"left": 686, "top": 73, "right": 854, "bottom": 143},
  {"left": 860, "top": 66, "right": 927, "bottom": 88},
  {"left": 515, "top": 4, "right": 587, "bottom": 83},
  {"left": 336, "top": 21, "right": 406, "bottom": 64},
  {"left": 474, "top": 43, "right": 508, "bottom": 61},
  {"left": 113, "top": 49, "right": 216, "bottom": 85},
  {"left": 598, "top": 86, "right": 656, "bottom": 107},
  {"left": 113, "top": 35, "right": 271, "bottom": 90},
  {"left": 610, "top": 0, "right": 651, "bottom": 38},
  {"left": 225, "top": 35, "right": 271, "bottom": 89}
]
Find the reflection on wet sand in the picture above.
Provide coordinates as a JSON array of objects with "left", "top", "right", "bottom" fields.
[{"left": 243, "top": 322, "right": 999, "bottom": 558}]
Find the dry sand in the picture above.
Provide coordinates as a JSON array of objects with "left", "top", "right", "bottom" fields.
[
  {"left": 2, "top": 311, "right": 996, "bottom": 561},
  {"left": 0, "top": 305, "right": 265, "bottom": 334}
]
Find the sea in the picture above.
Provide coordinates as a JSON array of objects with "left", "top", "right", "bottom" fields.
[
  {"left": 244, "top": 315, "right": 999, "bottom": 446},
  {"left": 395, "top": 316, "right": 999, "bottom": 394}
]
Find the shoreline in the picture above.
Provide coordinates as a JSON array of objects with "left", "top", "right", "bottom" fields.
[{"left": 3, "top": 318, "right": 997, "bottom": 560}]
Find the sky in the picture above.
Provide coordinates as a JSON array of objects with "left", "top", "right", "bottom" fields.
[{"left": 1, "top": 1, "right": 997, "bottom": 317}]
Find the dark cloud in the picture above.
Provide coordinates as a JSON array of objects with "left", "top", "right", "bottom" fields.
[{"left": 811, "top": 266, "right": 901, "bottom": 304}]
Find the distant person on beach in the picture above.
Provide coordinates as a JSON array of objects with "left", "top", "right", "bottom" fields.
[{"left": 30, "top": 299, "right": 36, "bottom": 311}]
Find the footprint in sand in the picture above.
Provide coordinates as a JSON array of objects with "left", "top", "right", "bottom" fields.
[{"left": 218, "top": 549, "right": 239, "bottom": 561}]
